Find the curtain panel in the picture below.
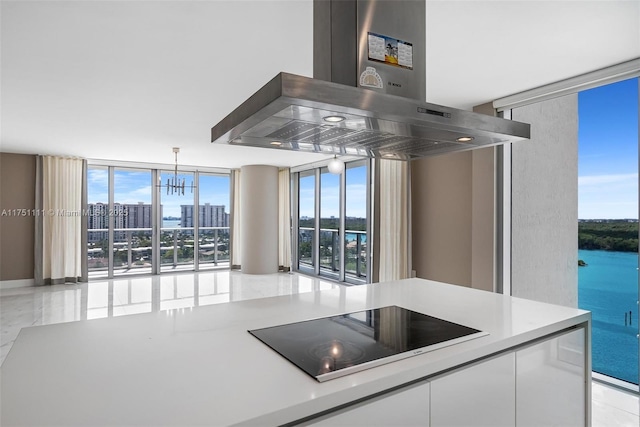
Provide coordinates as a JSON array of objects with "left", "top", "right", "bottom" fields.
[
  {"left": 378, "top": 159, "right": 410, "bottom": 282},
  {"left": 278, "top": 168, "right": 292, "bottom": 271},
  {"left": 34, "top": 156, "right": 88, "bottom": 285}
]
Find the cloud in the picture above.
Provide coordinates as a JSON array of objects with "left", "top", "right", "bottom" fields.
[
  {"left": 578, "top": 173, "right": 637, "bottom": 186},
  {"left": 579, "top": 173, "right": 638, "bottom": 219}
]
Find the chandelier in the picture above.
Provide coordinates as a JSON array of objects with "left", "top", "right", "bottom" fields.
[
  {"left": 158, "top": 147, "right": 196, "bottom": 195},
  {"left": 327, "top": 155, "right": 345, "bottom": 174}
]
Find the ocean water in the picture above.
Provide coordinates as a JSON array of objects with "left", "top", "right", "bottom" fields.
[
  {"left": 162, "top": 220, "right": 181, "bottom": 228},
  {"left": 578, "top": 249, "right": 639, "bottom": 384}
]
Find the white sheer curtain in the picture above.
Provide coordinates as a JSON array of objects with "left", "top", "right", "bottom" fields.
[
  {"left": 230, "top": 169, "right": 241, "bottom": 269},
  {"left": 35, "top": 156, "right": 87, "bottom": 285},
  {"left": 278, "top": 168, "right": 292, "bottom": 271},
  {"left": 378, "top": 159, "right": 410, "bottom": 282}
]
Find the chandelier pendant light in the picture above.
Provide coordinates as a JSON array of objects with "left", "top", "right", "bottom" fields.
[
  {"left": 327, "top": 155, "right": 345, "bottom": 174},
  {"left": 158, "top": 147, "right": 196, "bottom": 195}
]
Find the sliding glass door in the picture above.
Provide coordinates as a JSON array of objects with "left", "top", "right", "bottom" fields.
[{"left": 293, "top": 160, "right": 370, "bottom": 284}]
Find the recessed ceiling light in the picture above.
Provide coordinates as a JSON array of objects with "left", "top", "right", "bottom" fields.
[
  {"left": 382, "top": 153, "right": 397, "bottom": 158},
  {"left": 323, "top": 115, "right": 346, "bottom": 123},
  {"left": 456, "top": 136, "right": 474, "bottom": 142},
  {"left": 270, "top": 141, "right": 282, "bottom": 146}
]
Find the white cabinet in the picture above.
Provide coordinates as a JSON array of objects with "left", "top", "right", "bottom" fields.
[
  {"left": 304, "top": 328, "right": 587, "bottom": 427},
  {"left": 516, "top": 328, "right": 586, "bottom": 426},
  {"left": 305, "top": 380, "right": 430, "bottom": 426},
  {"left": 430, "top": 352, "right": 516, "bottom": 426}
]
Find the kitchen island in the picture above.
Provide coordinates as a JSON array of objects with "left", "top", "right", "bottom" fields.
[{"left": 1, "top": 278, "right": 590, "bottom": 426}]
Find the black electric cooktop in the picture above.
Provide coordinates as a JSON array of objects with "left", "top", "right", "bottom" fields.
[{"left": 248, "top": 306, "right": 488, "bottom": 382}]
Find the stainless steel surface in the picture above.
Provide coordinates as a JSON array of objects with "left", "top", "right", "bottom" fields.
[
  {"left": 356, "top": 0, "right": 426, "bottom": 99},
  {"left": 316, "top": 330, "right": 489, "bottom": 382},
  {"left": 211, "top": 0, "right": 530, "bottom": 159},
  {"left": 211, "top": 73, "right": 530, "bottom": 160}
]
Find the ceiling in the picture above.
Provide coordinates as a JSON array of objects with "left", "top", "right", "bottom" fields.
[{"left": 1, "top": 0, "right": 638, "bottom": 170}]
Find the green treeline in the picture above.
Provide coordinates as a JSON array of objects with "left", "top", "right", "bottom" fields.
[
  {"left": 578, "top": 220, "right": 638, "bottom": 252},
  {"left": 299, "top": 217, "right": 366, "bottom": 231}
]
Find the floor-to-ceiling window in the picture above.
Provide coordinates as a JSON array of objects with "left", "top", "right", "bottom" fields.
[
  {"left": 319, "top": 167, "right": 340, "bottom": 278},
  {"left": 298, "top": 170, "right": 316, "bottom": 272},
  {"left": 198, "top": 173, "right": 231, "bottom": 268},
  {"left": 160, "top": 170, "right": 195, "bottom": 272},
  {"left": 293, "top": 160, "right": 370, "bottom": 284},
  {"left": 87, "top": 163, "right": 230, "bottom": 278},
  {"left": 87, "top": 166, "right": 154, "bottom": 277},
  {"left": 87, "top": 166, "right": 109, "bottom": 275},
  {"left": 577, "top": 77, "right": 639, "bottom": 389},
  {"left": 344, "top": 161, "right": 368, "bottom": 281},
  {"left": 114, "top": 168, "right": 153, "bottom": 275}
]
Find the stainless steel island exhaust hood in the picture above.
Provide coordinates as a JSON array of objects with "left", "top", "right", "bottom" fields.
[{"left": 211, "top": 0, "right": 530, "bottom": 160}]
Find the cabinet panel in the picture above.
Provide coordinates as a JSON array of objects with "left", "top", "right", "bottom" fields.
[
  {"left": 430, "top": 352, "right": 516, "bottom": 426},
  {"left": 305, "top": 381, "right": 430, "bottom": 426},
  {"left": 516, "top": 327, "right": 586, "bottom": 426}
]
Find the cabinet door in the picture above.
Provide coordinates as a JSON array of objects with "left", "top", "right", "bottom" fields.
[
  {"left": 305, "top": 380, "right": 430, "bottom": 426},
  {"left": 430, "top": 352, "right": 516, "bottom": 426},
  {"left": 516, "top": 328, "right": 586, "bottom": 426}
]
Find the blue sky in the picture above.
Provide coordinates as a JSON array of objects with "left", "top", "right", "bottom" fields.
[
  {"left": 578, "top": 78, "right": 638, "bottom": 219},
  {"left": 579, "top": 78, "right": 639, "bottom": 219},
  {"left": 299, "top": 165, "right": 368, "bottom": 219}
]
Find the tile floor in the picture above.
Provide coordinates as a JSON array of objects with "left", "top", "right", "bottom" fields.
[
  {"left": 1, "top": 270, "right": 340, "bottom": 364},
  {"left": 1, "top": 270, "right": 638, "bottom": 426}
]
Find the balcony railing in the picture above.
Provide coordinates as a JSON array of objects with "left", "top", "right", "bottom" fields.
[
  {"left": 197, "top": 227, "right": 230, "bottom": 266},
  {"left": 88, "top": 229, "right": 109, "bottom": 272},
  {"left": 345, "top": 230, "right": 367, "bottom": 280},
  {"left": 88, "top": 228, "right": 154, "bottom": 274},
  {"left": 161, "top": 226, "right": 230, "bottom": 270},
  {"left": 160, "top": 227, "right": 194, "bottom": 269},
  {"left": 298, "top": 227, "right": 367, "bottom": 281},
  {"left": 88, "top": 227, "right": 230, "bottom": 275},
  {"left": 299, "top": 227, "right": 314, "bottom": 267}
]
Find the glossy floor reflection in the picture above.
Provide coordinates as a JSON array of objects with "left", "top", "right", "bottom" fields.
[
  {"left": 592, "top": 381, "right": 640, "bottom": 426},
  {"left": 0, "top": 270, "right": 340, "bottom": 365}
]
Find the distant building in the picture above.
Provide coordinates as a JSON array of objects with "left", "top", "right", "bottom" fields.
[
  {"left": 181, "top": 204, "right": 228, "bottom": 228},
  {"left": 126, "top": 202, "right": 152, "bottom": 228},
  {"left": 88, "top": 202, "right": 228, "bottom": 242},
  {"left": 88, "top": 202, "right": 153, "bottom": 242}
]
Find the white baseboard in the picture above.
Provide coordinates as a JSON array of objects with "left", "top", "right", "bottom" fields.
[{"left": 0, "top": 279, "right": 35, "bottom": 290}]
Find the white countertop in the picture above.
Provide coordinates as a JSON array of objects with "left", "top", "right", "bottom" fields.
[{"left": 1, "top": 278, "right": 590, "bottom": 426}]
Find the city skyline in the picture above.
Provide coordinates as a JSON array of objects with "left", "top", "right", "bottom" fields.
[{"left": 88, "top": 168, "right": 231, "bottom": 218}]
